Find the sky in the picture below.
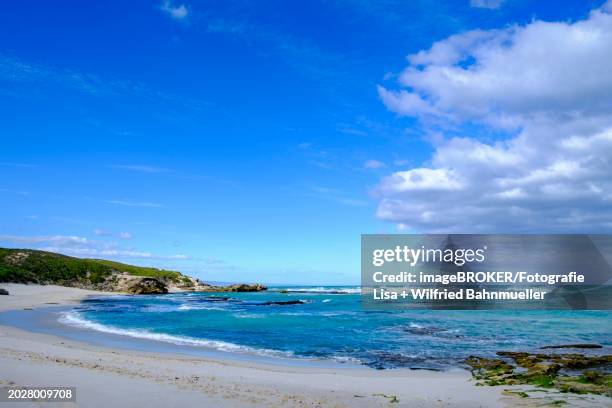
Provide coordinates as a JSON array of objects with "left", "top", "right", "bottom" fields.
[{"left": 1, "top": 0, "right": 611, "bottom": 284}]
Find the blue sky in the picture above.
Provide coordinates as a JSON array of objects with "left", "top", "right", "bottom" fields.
[{"left": 1, "top": 0, "right": 611, "bottom": 284}]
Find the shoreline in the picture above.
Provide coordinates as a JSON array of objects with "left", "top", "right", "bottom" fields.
[{"left": 0, "top": 284, "right": 602, "bottom": 407}]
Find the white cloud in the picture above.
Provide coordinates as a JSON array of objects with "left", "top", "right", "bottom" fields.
[
  {"left": 0, "top": 234, "right": 188, "bottom": 261},
  {"left": 470, "top": 0, "right": 503, "bottom": 9},
  {"left": 160, "top": 1, "right": 188, "bottom": 20},
  {"left": 380, "top": 7, "right": 612, "bottom": 127},
  {"left": 0, "top": 235, "right": 91, "bottom": 246},
  {"left": 378, "top": 168, "right": 464, "bottom": 192},
  {"left": 105, "top": 199, "right": 165, "bottom": 208},
  {"left": 108, "top": 164, "right": 169, "bottom": 173},
  {"left": 375, "top": 2, "right": 612, "bottom": 232},
  {"left": 119, "top": 232, "right": 133, "bottom": 240},
  {"left": 364, "top": 159, "right": 386, "bottom": 169}
]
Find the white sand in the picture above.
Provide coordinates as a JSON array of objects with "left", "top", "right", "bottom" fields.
[
  {"left": 0, "top": 284, "right": 547, "bottom": 407},
  {"left": 0, "top": 283, "right": 115, "bottom": 312}
]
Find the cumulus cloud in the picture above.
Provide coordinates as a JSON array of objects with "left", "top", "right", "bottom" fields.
[
  {"left": 160, "top": 1, "right": 188, "bottom": 20},
  {"left": 375, "top": 2, "right": 612, "bottom": 232},
  {"left": 0, "top": 234, "right": 188, "bottom": 260}
]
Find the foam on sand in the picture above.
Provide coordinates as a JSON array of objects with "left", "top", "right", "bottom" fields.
[{"left": 58, "top": 311, "right": 292, "bottom": 357}]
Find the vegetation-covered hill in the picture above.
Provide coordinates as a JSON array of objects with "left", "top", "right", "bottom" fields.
[
  {"left": 0, "top": 248, "right": 189, "bottom": 290},
  {"left": 0, "top": 248, "right": 266, "bottom": 294}
]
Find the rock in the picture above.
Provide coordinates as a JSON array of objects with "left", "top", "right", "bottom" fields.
[
  {"left": 541, "top": 344, "right": 602, "bottom": 349},
  {"left": 405, "top": 326, "right": 447, "bottom": 336},
  {"left": 194, "top": 283, "right": 267, "bottom": 292},
  {"left": 502, "top": 390, "right": 529, "bottom": 398},
  {"left": 125, "top": 277, "right": 168, "bottom": 294},
  {"left": 466, "top": 352, "right": 612, "bottom": 397},
  {"left": 4, "top": 251, "right": 29, "bottom": 265},
  {"left": 225, "top": 283, "right": 267, "bottom": 292},
  {"left": 204, "top": 296, "right": 230, "bottom": 302},
  {"left": 556, "top": 372, "right": 612, "bottom": 396},
  {"left": 167, "top": 276, "right": 206, "bottom": 292},
  {"left": 258, "top": 300, "right": 304, "bottom": 306},
  {"left": 103, "top": 273, "right": 168, "bottom": 294},
  {"left": 0, "top": 288, "right": 9, "bottom": 295},
  {"left": 465, "top": 356, "right": 515, "bottom": 385}
]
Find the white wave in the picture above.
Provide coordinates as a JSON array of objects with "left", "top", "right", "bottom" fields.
[
  {"left": 322, "top": 299, "right": 332, "bottom": 303},
  {"left": 142, "top": 305, "right": 180, "bottom": 313},
  {"left": 277, "top": 287, "right": 361, "bottom": 294},
  {"left": 177, "top": 304, "right": 225, "bottom": 311},
  {"left": 277, "top": 312, "right": 316, "bottom": 316},
  {"left": 58, "top": 312, "right": 292, "bottom": 357},
  {"left": 331, "top": 355, "right": 361, "bottom": 364}
]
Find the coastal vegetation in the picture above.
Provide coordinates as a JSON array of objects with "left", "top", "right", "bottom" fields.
[
  {"left": 0, "top": 248, "right": 266, "bottom": 294},
  {"left": 0, "top": 248, "right": 182, "bottom": 287}
]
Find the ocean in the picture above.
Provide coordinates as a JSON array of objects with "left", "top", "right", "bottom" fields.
[{"left": 59, "top": 287, "right": 612, "bottom": 370}]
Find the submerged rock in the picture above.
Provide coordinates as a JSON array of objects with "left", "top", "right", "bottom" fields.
[
  {"left": 465, "top": 351, "right": 612, "bottom": 396},
  {"left": 0, "top": 288, "right": 8, "bottom": 295},
  {"left": 203, "top": 296, "right": 230, "bottom": 302},
  {"left": 194, "top": 283, "right": 267, "bottom": 292},
  {"left": 404, "top": 326, "right": 447, "bottom": 336},
  {"left": 541, "top": 344, "right": 603, "bottom": 349},
  {"left": 258, "top": 300, "right": 304, "bottom": 306}
]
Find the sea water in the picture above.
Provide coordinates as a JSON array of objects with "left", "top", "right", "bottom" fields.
[{"left": 59, "top": 287, "right": 612, "bottom": 370}]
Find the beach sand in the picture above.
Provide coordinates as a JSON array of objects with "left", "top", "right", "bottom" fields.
[{"left": 0, "top": 284, "right": 598, "bottom": 408}]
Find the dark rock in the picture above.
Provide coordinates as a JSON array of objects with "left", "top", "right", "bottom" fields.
[
  {"left": 541, "top": 344, "right": 602, "bottom": 349},
  {"left": 194, "top": 283, "right": 267, "bottom": 292},
  {"left": 367, "top": 351, "right": 430, "bottom": 370},
  {"left": 405, "top": 326, "right": 447, "bottom": 336},
  {"left": 258, "top": 300, "right": 304, "bottom": 306},
  {"left": 466, "top": 352, "right": 612, "bottom": 395},
  {"left": 126, "top": 278, "right": 168, "bottom": 294},
  {"left": 0, "top": 288, "right": 8, "bottom": 295},
  {"left": 226, "top": 283, "right": 267, "bottom": 292},
  {"left": 204, "top": 296, "right": 230, "bottom": 302}
]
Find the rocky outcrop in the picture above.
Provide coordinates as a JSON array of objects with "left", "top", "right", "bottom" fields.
[
  {"left": 102, "top": 273, "right": 168, "bottom": 294},
  {"left": 224, "top": 283, "right": 267, "bottom": 292},
  {"left": 0, "top": 288, "right": 8, "bottom": 295},
  {"left": 94, "top": 275, "right": 268, "bottom": 295},
  {"left": 185, "top": 282, "right": 267, "bottom": 292},
  {"left": 540, "top": 343, "right": 602, "bottom": 349},
  {"left": 125, "top": 277, "right": 168, "bottom": 294},
  {"left": 465, "top": 351, "right": 612, "bottom": 397},
  {"left": 258, "top": 300, "right": 304, "bottom": 306}
]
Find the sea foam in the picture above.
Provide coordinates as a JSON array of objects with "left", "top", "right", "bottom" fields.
[{"left": 58, "top": 311, "right": 292, "bottom": 358}]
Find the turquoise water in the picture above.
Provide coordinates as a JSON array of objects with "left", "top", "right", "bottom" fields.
[{"left": 61, "top": 287, "right": 612, "bottom": 370}]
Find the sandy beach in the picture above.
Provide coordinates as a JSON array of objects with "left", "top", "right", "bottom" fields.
[{"left": 0, "top": 284, "right": 605, "bottom": 408}]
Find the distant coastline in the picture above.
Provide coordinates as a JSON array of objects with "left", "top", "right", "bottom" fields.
[{"left": 0, "top": 247, "right": 266, "bottom": 294}]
